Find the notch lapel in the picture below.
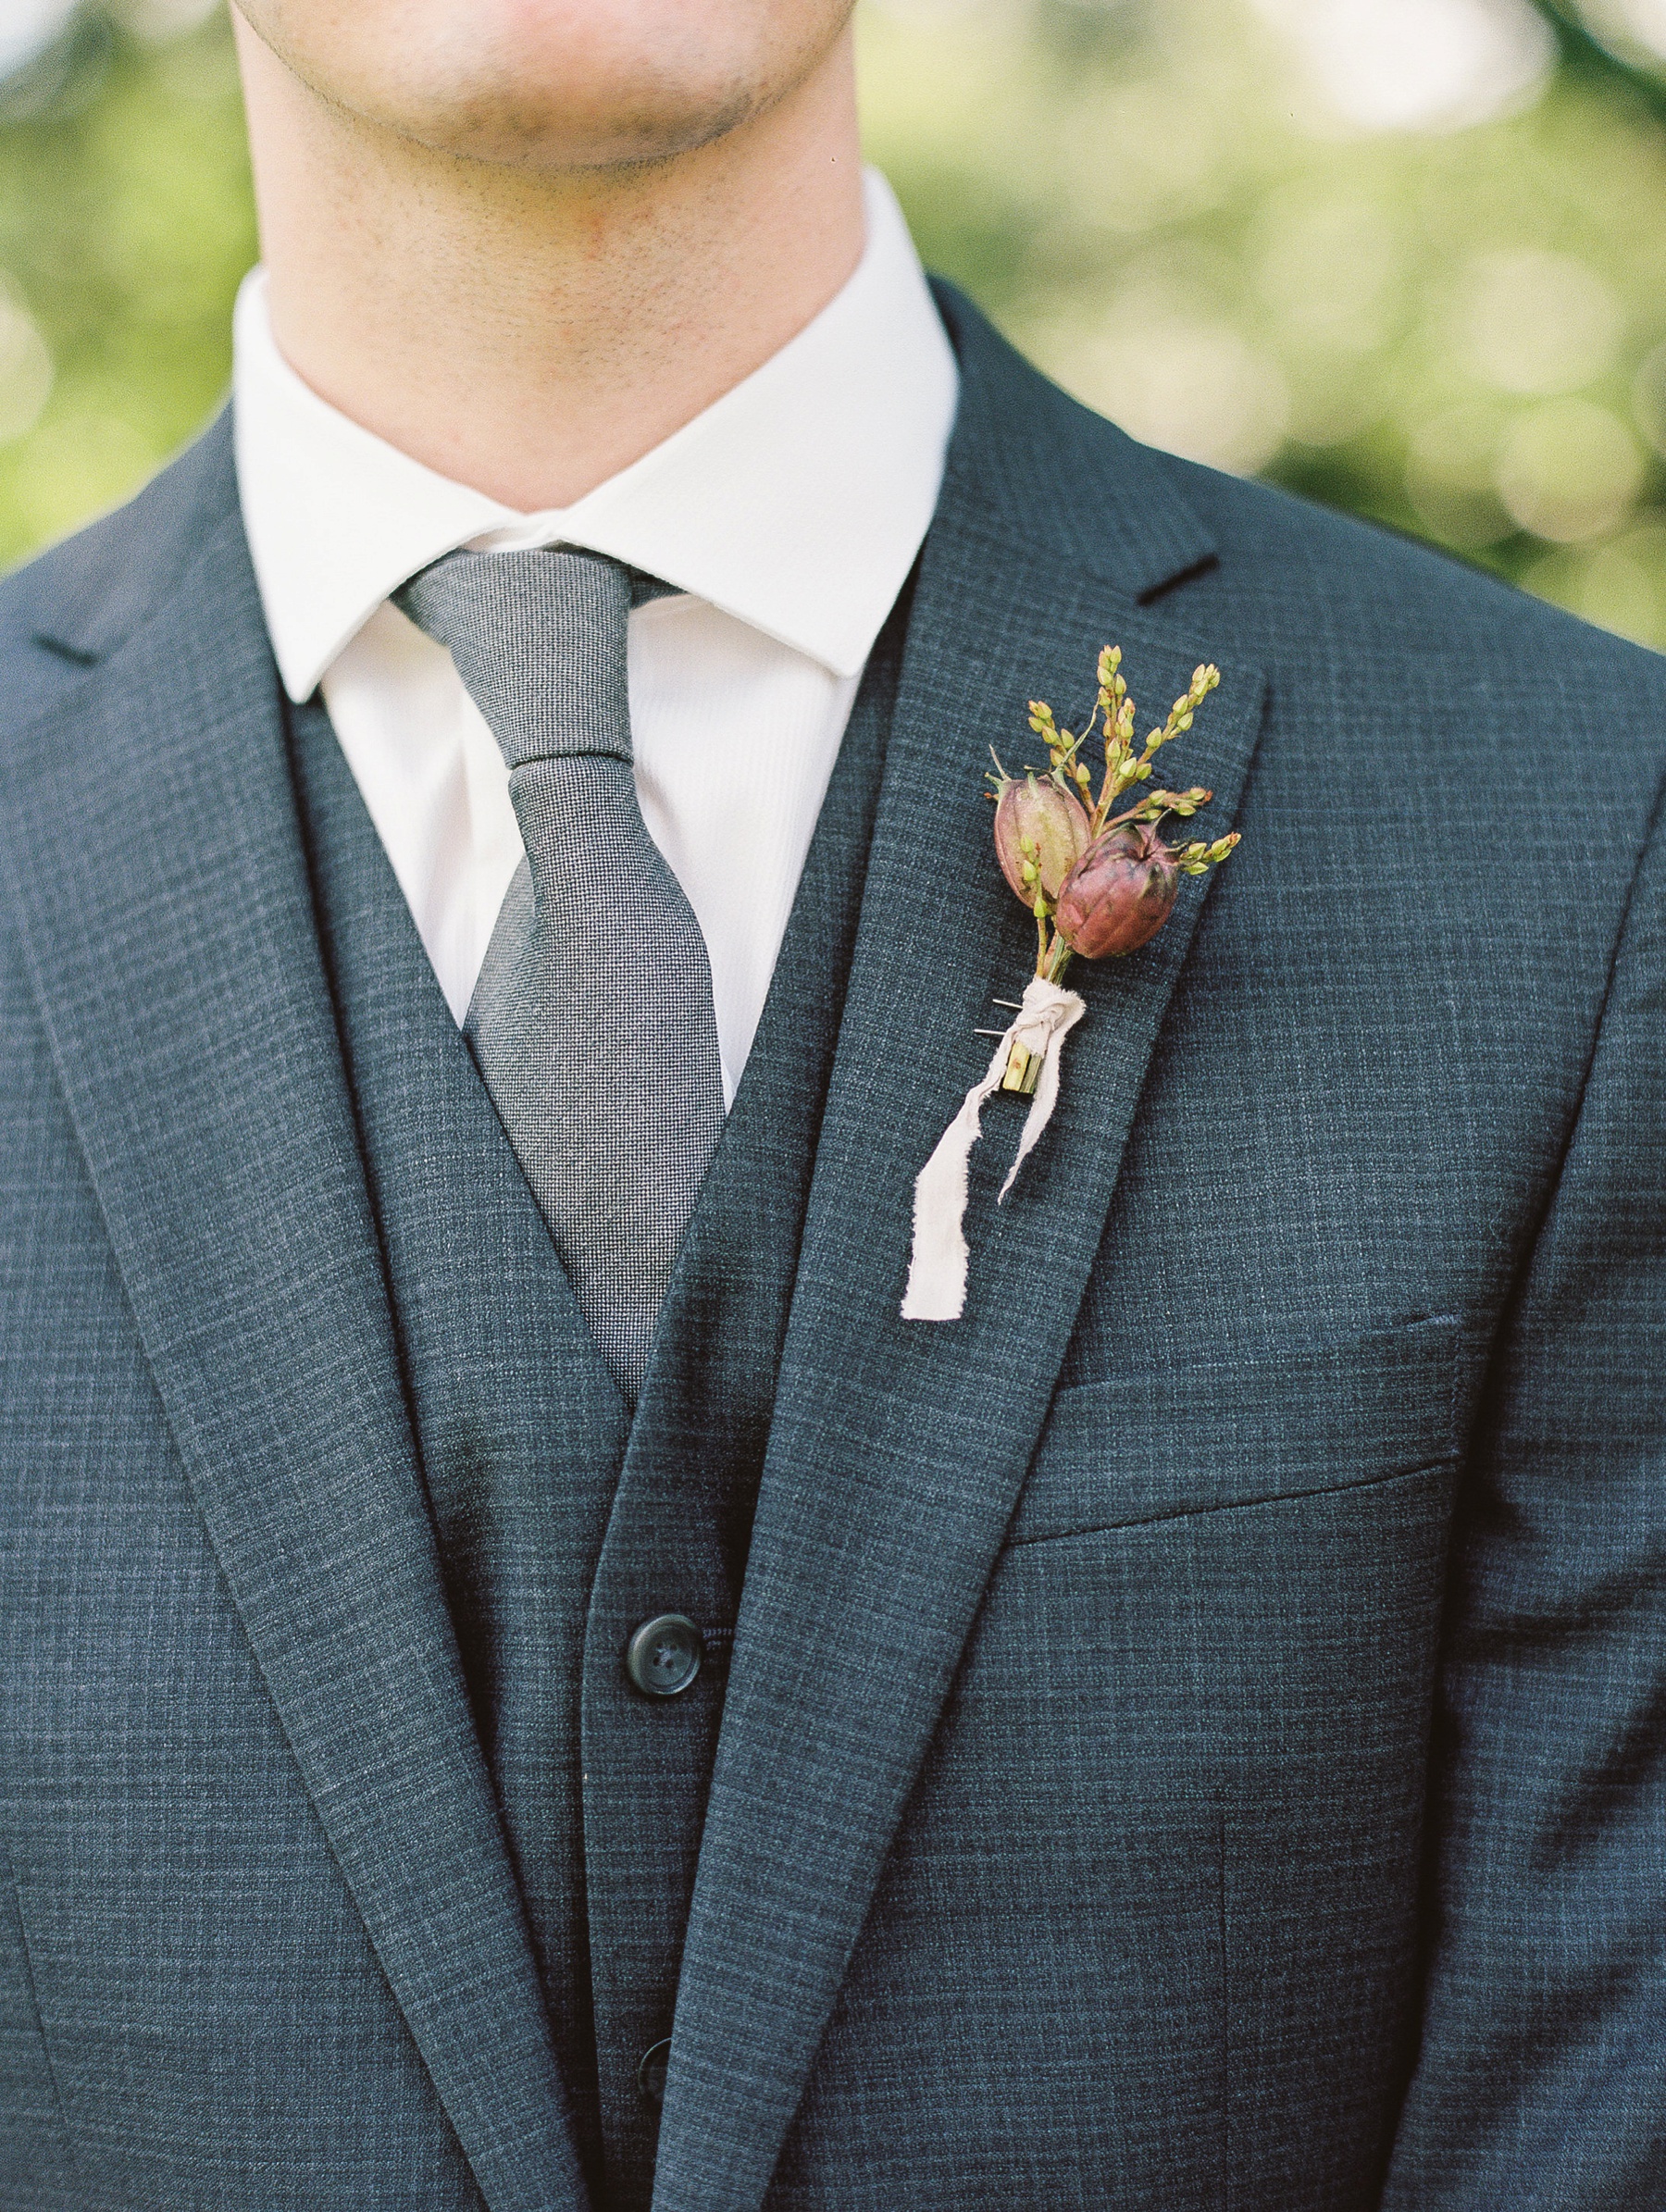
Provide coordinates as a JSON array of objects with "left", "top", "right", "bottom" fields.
[
  {"left": 653, "top": 307, "right": 1267, "bottom": 2211},
  {"left": 2, "top": 471, "right": 588, "bottom": 2212}
]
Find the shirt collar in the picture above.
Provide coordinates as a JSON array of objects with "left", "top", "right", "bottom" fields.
[{"left": 233, "top": 168, "right": 959, "bottom": 701}]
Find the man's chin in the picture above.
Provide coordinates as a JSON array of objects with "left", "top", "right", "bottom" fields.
[
  {"left": 381, "top": 77, "right": 765, "bottom": 177},
  {"left": 233, "top": 0, "right": 845, "bottom": 177}
]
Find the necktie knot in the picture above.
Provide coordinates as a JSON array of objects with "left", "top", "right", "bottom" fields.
[{"left": 396, "top": 545, "right": 636, "bottom": 771}]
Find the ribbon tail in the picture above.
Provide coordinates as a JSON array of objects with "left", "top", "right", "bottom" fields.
[
  {"left": 900, "top": 1037, "right": 1010, "bottom": 1323},
  {"left": 901, "top": 978, "right": 1086, "bottom": 1324}
]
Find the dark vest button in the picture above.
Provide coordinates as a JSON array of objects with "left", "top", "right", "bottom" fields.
[
  {"left": 637, "top": 2037, "right": 672, "bottom": 2106},
  {"left": 626, "top": 1614, "right": 702, "bottom": 1698}
]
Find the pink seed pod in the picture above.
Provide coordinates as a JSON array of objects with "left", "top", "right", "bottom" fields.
[
  {"left": 993, "top": 775, "right": 1093, "bottom": 910},
  {"left": 1055, "top": 824, "right": 1180, "bottom": 958}
]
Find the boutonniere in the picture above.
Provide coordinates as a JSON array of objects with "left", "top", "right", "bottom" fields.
[{"left": 901, "top": 645, "right": 1238, "bottom": 1323}]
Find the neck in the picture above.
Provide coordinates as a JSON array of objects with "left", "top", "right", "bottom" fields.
[{"left": 234, "top": 21, "right": 865, "bottom": 511}]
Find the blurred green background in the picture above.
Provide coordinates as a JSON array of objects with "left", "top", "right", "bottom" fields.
[{"left": 6, "top": 0, "right": 1666, "bottom": 647}]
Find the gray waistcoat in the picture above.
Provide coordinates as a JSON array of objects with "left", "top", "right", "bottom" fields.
[{"left": 286, "top": 594, "right": 904, "bottom": 2209}]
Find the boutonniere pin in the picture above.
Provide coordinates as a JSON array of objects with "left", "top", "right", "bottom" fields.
[{"left": 901, "top": 645, "right": 1239, "bottom": 1323}]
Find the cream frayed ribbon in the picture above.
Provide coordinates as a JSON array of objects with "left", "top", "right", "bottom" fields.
[{"left": 901, "top": 975, "right": 1088, "bottom": 1323}]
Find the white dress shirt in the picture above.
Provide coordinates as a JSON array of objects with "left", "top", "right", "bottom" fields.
[{"left": 233, "top": 169, "right": 959, "bottom": 1104}]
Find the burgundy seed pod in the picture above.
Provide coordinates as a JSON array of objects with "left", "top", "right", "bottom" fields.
[
  {"left": 993, "top": 776, "right": 1093, "bottom": 908},
  {"left": 1055, "top": 823, "right": 1180, "bottom": 958}
]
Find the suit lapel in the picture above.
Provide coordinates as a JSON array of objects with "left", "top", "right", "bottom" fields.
[
  {"left": 1, "top": 456, "right": 589, "bottom": 2212},
  {"left": 653, "top": 302, "right": 1267, "bottom": 2210}
]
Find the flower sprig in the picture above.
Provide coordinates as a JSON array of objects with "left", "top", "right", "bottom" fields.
[
  {"left": 984, "top": 646, "right": 1239, "bottom": 1094},
  {"left": 1029, "top": 647, "right": 1218, "bottom": 828},
  {"left": 988, "top": 646, "right": 1238, "bottom": 987}
]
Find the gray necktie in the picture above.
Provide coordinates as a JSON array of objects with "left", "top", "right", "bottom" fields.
[{"left": 395, "top": 547, "right": 725, "bottom": 1402}]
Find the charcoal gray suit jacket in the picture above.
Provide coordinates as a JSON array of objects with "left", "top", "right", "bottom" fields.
[{"left": 4, "top": 289, "right": 1666, "bottom": 2210}]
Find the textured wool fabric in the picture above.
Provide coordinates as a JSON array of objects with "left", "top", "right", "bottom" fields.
[
  {"left": 1, "top": 446, "right": 578, "bottom": 2212},
  {"left": 4, "top": 288, "right": 1666, "bottom": 2212},
  {"left": 397, "top": 550, "right": 726, "bottom": 1401}
]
